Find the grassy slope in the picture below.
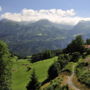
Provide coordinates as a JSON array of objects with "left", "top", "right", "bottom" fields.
[
  {"left": 32, "top": 57, "right": 57, "bottom": 82},
  {"left": 11, "top": 57, "right": 57, "bottom": 90}
]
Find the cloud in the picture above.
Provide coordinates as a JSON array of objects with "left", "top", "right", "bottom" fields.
[
  {"left": 1, "top": 8, "right": 90, "bottom": 25},
  {"left": 0, "top": 6, "right": 2, "bottom": 11}
]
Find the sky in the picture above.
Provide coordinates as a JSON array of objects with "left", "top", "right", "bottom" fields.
[{"left": 0, "top": 0, "right": 90, "bottom": 25}]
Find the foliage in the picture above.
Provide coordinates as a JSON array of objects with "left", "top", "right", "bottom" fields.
[
  {"left": 45, "top": 79, "right": 69, "bottom": 90},
  {"left": 86, "top": 48, "right": 90, "bottom": 55},
  {"left": 76, "top": 62, "right": 90, "bottom": 87},
  {"left": 31, "top": 50, "right": 55, "bottom": 62},
  {"left": 32, "top": 57, "right": 57, "bottom": 82},
  {"left": 11, "top": 57, "right": 57, "bottom": 90},
  {"left": 0, "top": 40, "right": 12, "bottom": 90},
  {"left": 64, "top": 62, "right": 76, "bottom": 74},
  {"left": 51, "top": 49, "right": 62, "bottom": 56},
  {"left": 26, "top": 70, "right": 40, "bottom": 90},
  {"left": 86, "top": 38, "right": 90, "bottom": 45},
  {"left": 47, "top": 54, "right": 71, "bottom": 81},
  {"left": 0, "top": 19, "right": 71, "bottom": 57},
  {"left": 64, "top": 35, "right": 85, "bottom": 54},
  {"left": 58, "top": 54, "right": 71, "bottom": 69},
  {"left": 70, "top": 52, "right": 81, "bottom": 62},
  {"left": 47, "top": 62, "right": 60, "bottom": 80}
]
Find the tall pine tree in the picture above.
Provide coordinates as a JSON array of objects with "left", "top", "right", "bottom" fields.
[
  {"left": 27, "top": 70, "right": 40, "bottom": 90},
  {"left": 0, "top": 40, "right": 12, "bottom": 90}
]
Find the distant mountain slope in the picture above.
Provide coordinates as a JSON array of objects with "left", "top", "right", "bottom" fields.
[
  {"left": 70, "top": 20, "right": 90, "bottom": 38},
  {"left": 0, "top": 19, "right": 90, "bottom": 57},
  {"left": 0, "top": 19, "right": 73, "bottom": 57}
]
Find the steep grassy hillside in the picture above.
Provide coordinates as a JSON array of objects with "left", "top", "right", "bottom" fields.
[{"left": 11, "top": 57, "right": 57, "bottom": 90}]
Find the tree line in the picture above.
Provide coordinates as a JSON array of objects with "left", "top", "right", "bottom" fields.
[
  {"left": 1, "top": 35, "right": 90, "bottom": 90},
  {"left": 27, "top": 35, "right": 90, "bottom": 90}
]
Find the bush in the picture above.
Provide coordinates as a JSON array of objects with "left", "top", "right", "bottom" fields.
[
  {"left": 47, "top": 54, "right": 71, "bottom": 81},
  {"left": 58, "top": 54, "right": 71, "bottom": 69},
  {"left": 45, "top": 80, "right": 69, "bottom": 90},
  {"left": 76, "top": 62, "right": 90, "bottom": 87},
  {"left": 70, "top": 52, "right": 81, "bottom": 62}
]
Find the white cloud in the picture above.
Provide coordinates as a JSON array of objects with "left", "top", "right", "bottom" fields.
[
  {"left": 1, "top": 8, "right": 90, "bottom": 25},
  {"left": 0, "top": 6, "right": 2, "bottom": 11}
]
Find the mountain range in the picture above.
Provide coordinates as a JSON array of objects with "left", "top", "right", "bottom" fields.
[{"left": 0, "top": 19, "right": 90, "bottom": 57}]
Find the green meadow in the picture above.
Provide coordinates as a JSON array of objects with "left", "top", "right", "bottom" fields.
[{"left": 11, "top": 57, "right": 57, "bottom": 90}]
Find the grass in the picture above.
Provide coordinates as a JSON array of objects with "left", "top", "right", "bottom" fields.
[
  {"left": 11, "top": 57, "right": 57, "bottom": 90},
  {"left": 64, "top": 62, "right": 76, "bottom": 73},
  {"left": 11, "top": 56, "right": 86, "bottom": 90},
  {"left": 32, "top": 57, "right": 57, "bottom": 82},
  {"left": 11, "top": 59, "right": 30, "bottom": 90},
  {"left": 63, "top": 58, "right": 84, "bottom": 74}
]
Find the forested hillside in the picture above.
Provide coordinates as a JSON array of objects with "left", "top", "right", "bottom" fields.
[
  {"left": 1, "top": 19, "right": 90, "bottom": 57},
  {"left": 0, "top": 35, "right": 90, "bottom": 90},
  {"left": 0, "top": 19, "right": 73, "bottom": 57}
]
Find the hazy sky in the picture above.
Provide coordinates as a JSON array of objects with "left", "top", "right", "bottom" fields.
[{"left": 0, "top": 0, "right": 90, "bottom": 24}]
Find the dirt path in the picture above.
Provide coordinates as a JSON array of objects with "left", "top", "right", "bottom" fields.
[{"left": 67, "top": 65, "right": 80, "bottom": 90}]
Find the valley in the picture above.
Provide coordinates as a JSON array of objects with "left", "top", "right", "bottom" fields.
[
  {"left": 1, "top": 19, "right": 90, "bottom": 57},
  {"left": 0, "top": 19, "right": 90, "bottom": 90}
]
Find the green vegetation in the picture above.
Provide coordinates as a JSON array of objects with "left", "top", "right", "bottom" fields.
[
  {"left": 86, "top": 38, "right": 90, "bottom": 45},
  {"left": 11, "top": 35, "right": 90, "bottom": 90},
  {"left": 31, "top": 49, "right": 62, "bottom": 63},
  {"left": 64, "top": 62, "right": 76, "bottom": 73},
  {"left": 11, "top": 59, "right": 30, "bottom": 90},
  {"left": 64, "top": 35, "right": 85, "bottom": 54},
  {"left": 27, "top": 70, "right": 40, "bottom": 90},
  {"left": 71, "top": 52, "right": 81, "bottom": 62},
  {"left": 11, "top": 57, "right": 57, "bottom": 90},
  {"left": 31, "top": 50, "right": 55, "bottom": 62},
  {"left": 0, "top": 40, "right": 12, "bottom": 90},
  {"left": 58, "top": 54, "right": 71, "bottom": 69},
  {"left": 47, "top": 62, "right": 59, "bottom": 81},
  {"left": 45, "top": 79, "right": 69, "bottom": 90},
  {"left": 0, "top": 19, "right": 71, "bottom": 57},
  {"left": 32, "top": 57, "right": 57, "bottom": 82},
  {"left": 1, "top": 35, "right": 90, "bottom": 90},
  {"left": 76, "top": 62, "right": 90, "bottom": 87},
  {"left": 46, "top": 54, "right": 71, "bottom": 82},
  {"left": 43, "top": 35, "right": 90, "bottom": 90}
]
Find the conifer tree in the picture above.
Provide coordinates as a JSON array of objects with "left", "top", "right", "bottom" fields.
[
  {"left": 0, "top": 40, "right": 12, "bottom": 90},
  {"left": 27, "top": 70, "right": 40, "bottom": 90}
]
